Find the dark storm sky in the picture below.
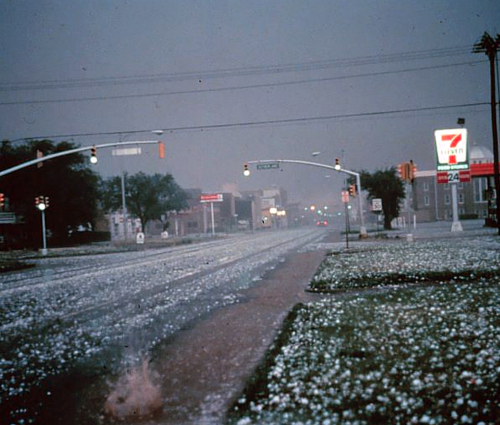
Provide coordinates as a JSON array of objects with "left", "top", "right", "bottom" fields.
[{"left": 1, "top": 0, "right": 499, "bottom": 207}]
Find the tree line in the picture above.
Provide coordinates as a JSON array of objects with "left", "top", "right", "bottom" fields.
[
  {"left": 0, "top": 139, "right": 405, "bottom": 248},
  {"left": 0, "top": 140, "right": 187, "bottom": 248}
]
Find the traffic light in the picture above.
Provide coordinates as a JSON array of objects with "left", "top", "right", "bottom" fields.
[
  {"left": 158, "top": 141, "right": 165, "bottom": 159},
  {"left": 397, "top": 161, "right": 417, "bottom": 182},
  {"left": 90, "top": 146, "right": 98, "bottom": 164},
  {"left": 37, "top": 149, "right": 44, "bottom": 168},
  {"left": 397, "top": 162, "right": 408, "bottom": 181},
  {"left": 409, "top": 160, "right": 417, "bottom": 183},
  {"left": 0, "top": 193, "right": 4, "bottom": 208},
  {"left": 334, "top": 158, "right": 341, "bottom": 170},
  {"left": 243, "top": 163, "right": 250, "bottom": 177},
  {"left": 35, "top": 195, "right": 48, "bottom": 210},
  {"left": 349, "top": 184, "right": 357, "bottom": 197}
]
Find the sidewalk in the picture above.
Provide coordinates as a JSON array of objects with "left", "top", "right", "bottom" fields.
[{"left": 360, "top": 218, "right": 498, "bottom": 241}]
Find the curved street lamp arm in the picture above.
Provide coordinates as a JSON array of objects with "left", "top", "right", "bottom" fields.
[
  {"left": 0, "top": 140, "right": 160, "bottom": 178},
  {"left": 246, "top": 158, "right": 366, "bottom": 235}
]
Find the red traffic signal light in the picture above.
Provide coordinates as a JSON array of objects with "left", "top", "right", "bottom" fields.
[
  {"left": 158, "top": 141, "right": 165, "bottom": 159},
  {"left": 398, "top": 162, "right": 410, "bottom": 181},
  {"left": 397, "top": 161, "right": 417, "bottom": 182},
  {"left": 409, "top": 160, "right": 417, "bottom": 183},
  {"left": 397, "top": 163, "right": 406, "bottom": 180},
  {"left": 0, "top": 193, "right": 4, "bottom": 208},
  {"left": 349, "top": 184, "right": 357, "bottom": 197}
]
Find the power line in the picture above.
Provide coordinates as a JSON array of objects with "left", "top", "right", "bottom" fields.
[
  {"left": 7, "top": 102, "right": 489, "bottom": 143},
  {"left": 0, "top": 45, "right": 473, "bottom": 92},
  {"left": 0, "top": 60, "right": 486, "bottom": 106}
]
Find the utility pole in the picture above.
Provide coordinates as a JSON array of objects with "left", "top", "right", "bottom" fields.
[{"left": 473, "top": 32, "right": 500, "bottom": 234}]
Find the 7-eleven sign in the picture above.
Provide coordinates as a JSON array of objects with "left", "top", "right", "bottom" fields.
[{"left": 434, "top": 128, "right": 469, "bottom": 171}]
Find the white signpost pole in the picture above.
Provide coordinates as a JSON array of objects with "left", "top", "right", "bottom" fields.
[
  {"left": 451, "top": 183, "right": 462, "bottom": 232},
  {"left": 210, "top": 202, "right": 215, "bottom": 236}
]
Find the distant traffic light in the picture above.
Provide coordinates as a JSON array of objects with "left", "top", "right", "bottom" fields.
[
  {"left": 35, "top": 195, "right": 49, "bottom": 210},
  {"left": 397, "top": 161, "right": 417, "bottom": 182},
  {"left": 90, "top": 146, "right": 98, "bottom": 164},
  {"left": 349, "top": 184, "right": 357, "bottom": 197},
  {"left": 158, "top": 141, "right": 165, "bottom": 159},
  {"left": 397, "top": 162, "right": 409, "bottom": 181},
  {"left": 409, "top": 160, "right": 417, "bottom": 183},
  {"left": 243, "top": 163, "right": 250, "bottom": 177},
  {"left": 37, "top": 150, "right": 44, "bottom": 168},
  {"left": 0, "top": 193, "right": 4, "bottom": 208}
]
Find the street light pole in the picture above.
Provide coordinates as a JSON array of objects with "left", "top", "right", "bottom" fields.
[{"left": 35, "top": 196, "right": 48, "bottom": 255}]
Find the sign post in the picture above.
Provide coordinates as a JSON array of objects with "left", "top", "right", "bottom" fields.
[
  {"left": 434, "top": 128, "right": 469, "bottom": 232},
  {"left": 372, "top": 198, "right": 382, "bottom": 235},
  {"left": 200, "top": 194, "right": 224, "bottom": 236},
  {"left": 342, "top": 190, "right": 350, "bottom": 249}
]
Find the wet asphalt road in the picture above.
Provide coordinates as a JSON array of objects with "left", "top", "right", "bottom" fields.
[{"left": 1, "top": 228, "right": 327, "bottom": 424}]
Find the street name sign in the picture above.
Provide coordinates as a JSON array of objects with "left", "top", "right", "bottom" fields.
[
  {"left": 112, "top": 147, "right": 142, "bottom": 156},
  {"left": 256, "top": 163, "right": 280, "bottom": 170}
]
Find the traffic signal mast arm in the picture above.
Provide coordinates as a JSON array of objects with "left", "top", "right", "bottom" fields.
[
  {"left": 0, "top": 140, "right": 162, "bottom": 178},
  {"left": 245, "top": 158, "right": 366, "bottom": 236},
  {"left": 247, "top": 159, "right": 339, "bottom": 172}
]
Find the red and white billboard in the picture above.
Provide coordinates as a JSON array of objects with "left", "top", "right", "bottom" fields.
[{"left": 200, "top": 193, "right": 224, "bottom": 203}]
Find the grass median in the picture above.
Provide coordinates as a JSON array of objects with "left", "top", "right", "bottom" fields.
[{"left": 228, "top": 237, "right": 500, "bottom": 424}]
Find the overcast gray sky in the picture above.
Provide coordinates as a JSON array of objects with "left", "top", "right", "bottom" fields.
[{"left": 1, "top": 0, "right": 499, "bottom": 207}]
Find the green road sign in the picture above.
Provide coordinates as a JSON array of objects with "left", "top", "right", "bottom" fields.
[{"left": 256, "top": 163, "right": 280, "bottom": 170}]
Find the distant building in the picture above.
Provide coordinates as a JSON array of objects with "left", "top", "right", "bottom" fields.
[
  {"left": 240, "top": 190, "right": 263, "bottom": 230},
  {"left": 109, "top": 184, "right": 298, "bottom": 238},
  {"left": 411, "top": 145, "right": 497, "bottom": 223},
  {"left": 109, "top": 212, "right": 142, "bottom": 240}
]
